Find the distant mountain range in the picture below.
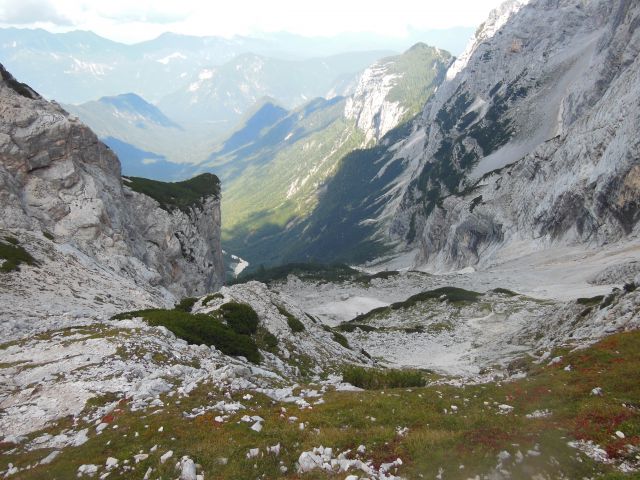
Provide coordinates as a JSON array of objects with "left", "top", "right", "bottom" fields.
[{"left": 0, "top": 27, "right": 473, "bottom": 104}]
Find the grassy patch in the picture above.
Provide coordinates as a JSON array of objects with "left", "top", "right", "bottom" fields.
[
  {"left": 3, "top": 331, "right": 640, "bottom": 479},
  {"left": 332, "top": 331, "right": 350, "bottom": 349},
  {"left": 577, "top": 295, "right": 605, "bottom": 306},
  {"left": 125, "top": 173, "right": 220, "bottom": 213},
  {"left": 174, "top": 297, "right": 198, "bottom": 312},
  {"left": 0, "top": 237, "right": 36, "bottom": 273},
  {"left": 201, "top": 292, "right": 224, "bottom": 306},
  {"left": 492, "top": 287, "right": 519, "bottom": 297},
  {"left": 112, "top": 309, "right": 261, "bottom": 364},
  {"left": 234, "top": 262, "right": 360, "bottom": 285},
  {"left": 276, "top": 305, "right": 306, "bottom": 333},
  {"left": 342, "top": 366, "right": 426, "bottom": 389},
  {"left": 352, "top": 286, "right": 482, "bottom": 324}
]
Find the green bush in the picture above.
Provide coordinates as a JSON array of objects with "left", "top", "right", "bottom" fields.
[
  {"left": 256, "top": 329, "right": 279, "bottom": 353},
  {"left": 492, "top": 287, "right": 519, "bottom": 297},
  {"left": 576, "top": 295, "right": 605, "bottom": 306},
  {"left": 342, "top": 366, "right": 426, "bottom": 389},
  {"left": 332, "top": 331, "right": 350, "bottom": 349},
  {"left": 202, "top": 293, "right": 224, "bottom": 306},
  {"left": 276, "top": 305, "right": 305, "bottom": 333},
  {"left": 175, "top": 297, "right": 198, "bottom": 312},
  {"left": 233, "top": 262, "right": 360, "bottom": 285},
  {"left": 0, "top": 237, "right": 36, "bottom": 273},
  {"left": 111, "top": 309, "right": 261, "bottom": 363},
  {"left": 220, "top": 302, "right": 259, "bottom": 335}
]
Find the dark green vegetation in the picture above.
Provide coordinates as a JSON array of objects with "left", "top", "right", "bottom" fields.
[
  {"left": 492, "top": 287, "right": 519, "bottom": 296},
  {"left": 577, "top": 295, "right": 606, "bottom": 306},
  {"left": 124, "top": 173, "right": 220, "bottom": 212},
  {"left": 234, "top": 263, "right": 361, "bottom": 284},
  {"left": 0, "top": 63, "right": 38, "bottom": 99},
  {"left": 342, "top": 366, "right": 427, "bottom": 389},
  {"left": 201, "top": 293, "right": 224, "bottom": 306},
  {"left": 350, "top": 286, "right": 482, "bottom": 324},
  {"left": 0, "top": 236, "right": 36, "bottom": 273},
  {"left": 3, "top": 330, "right": 640, "bottom": 478},
  {"left": 112, "top": 302, "right": 262, "bottom": 364},
  {"left": 174, "top": 297, "right": 198, "bottom": 312},
  {"left": 234, "top": 262, "right": 406, "bottom": 286},
  {"left": 219, "top": 302, "right": 259, "bottom": 335},
  {"left": 331, "top": 331, "right": 350, "bottom": 349},
  {"left": 275, "top": 305, "right": 306, "bottom": 333}
]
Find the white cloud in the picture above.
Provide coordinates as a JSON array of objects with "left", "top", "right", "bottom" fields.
[
  {"left": 0, "top": 0, "right": 505, "bottom": 43},
  {"left": 0, "top": 0, "right": 72, "bottom": 26}
]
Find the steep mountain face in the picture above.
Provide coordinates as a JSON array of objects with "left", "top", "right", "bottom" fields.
[
  {"left": 345, "top": 43, "right": 452, "bottom": 143},
  {"left": 387, "top": 0, "right": 640, "bottom": 270},
  {"left": 157, "top": 51, "right": 393, "bottom": 127},
  {"left": 0, "top": 64, "right": 224, "bottom": 300},
  {"left": 269, "top": 0, "right": 639, "bottom": 271},
  {"left": 209, "top": 45, "right": 453, "bottom": 266}
]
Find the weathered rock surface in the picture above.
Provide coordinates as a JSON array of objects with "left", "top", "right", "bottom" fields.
[
  {"left": 383, "top": 0, "right": 640, "bottom": 270},
  {"left": 0, "top": 64, "right": 224, "bottom": 303}
]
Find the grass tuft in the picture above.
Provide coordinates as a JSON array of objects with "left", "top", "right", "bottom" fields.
[
  {"left": 0, "top": 237, "right": 36, "bottom": 273},
  {"left": 342, "top": 366, "right": 426, "bottom": 389}
]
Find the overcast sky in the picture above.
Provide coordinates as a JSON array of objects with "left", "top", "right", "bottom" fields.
[{"left": 0, "top": 0, "right": 505, "bottom": 43}]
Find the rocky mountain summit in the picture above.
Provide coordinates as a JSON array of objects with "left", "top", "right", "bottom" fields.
[{"left": 0, "top": 63, "right": 224, "bottom": 304}]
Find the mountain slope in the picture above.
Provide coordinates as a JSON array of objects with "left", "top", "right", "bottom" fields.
[
  {"left": 215, "top": 45, "right": 452, "bottom": 266},
  {"left": 65, "top": 93, "right": 219, "bottom": 172},
  {"left": 253, "top": 0, "right": 640, "bottom": 271}
]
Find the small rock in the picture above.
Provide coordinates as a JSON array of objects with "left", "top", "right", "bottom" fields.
[
  {"left": 615, "top": 431, "right": 625, "bottom": 439},
  {"left": 591, "top": 387, "right": 603, "bottom": 396},
  {"left": 160, "top": 450, "right": 173, "bottom": 464},
  {"left": 179, "top": 457, "right": 197, "bottom": 480},
  {"left": 250, "top": 421, "right": 263, "bottom": 432}
]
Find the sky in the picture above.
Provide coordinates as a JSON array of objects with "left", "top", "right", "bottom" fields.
[{"left": 0, "top": 0, "right": 504, "bottom": 43}]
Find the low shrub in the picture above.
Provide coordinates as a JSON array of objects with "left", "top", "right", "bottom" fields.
[
  {"left": 0, "top": 237, "right": 36, "bottom": 273},
  {"left": 256, "top": 329, "right": 279, "bottom": 353},
  {"left": 276, "top": 305, "right": 305, "bottom": 333},
  {"left": 111, "top": 309, "right": 261, "bottom": 363},
  {"left": 220, "top": 302, "right": 259, "bottom": 335},
  {"left": 174, "top": 297, "right": 198, "bottom": 312},
  {"left": 332, "top": 331, "right": 350, "bottom": 349},
  {"left": 202, "top": 293, "right": 224, "bottom": 306},
  {"left": 492, "top": 287, "right": 519, "bottom": 297},
  {"left": 404, "top": 325, "right": 425, "bottom": 334},
  {"left": 342, "top": 366, "right": 426, "bottom": 389},
  {"left": 576, "top": 295, "right": 605, "bottom": 306}
]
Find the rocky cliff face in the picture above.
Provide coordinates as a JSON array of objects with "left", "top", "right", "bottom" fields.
[
  {"left": 377, "top": 0, "right": 640, "bottom": 270},
  {"left": 345, "top": 44, "right": 452, "bottom": 144},
  {"left": 0, "top": 63, "right": 224, "bottom": 299}
]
